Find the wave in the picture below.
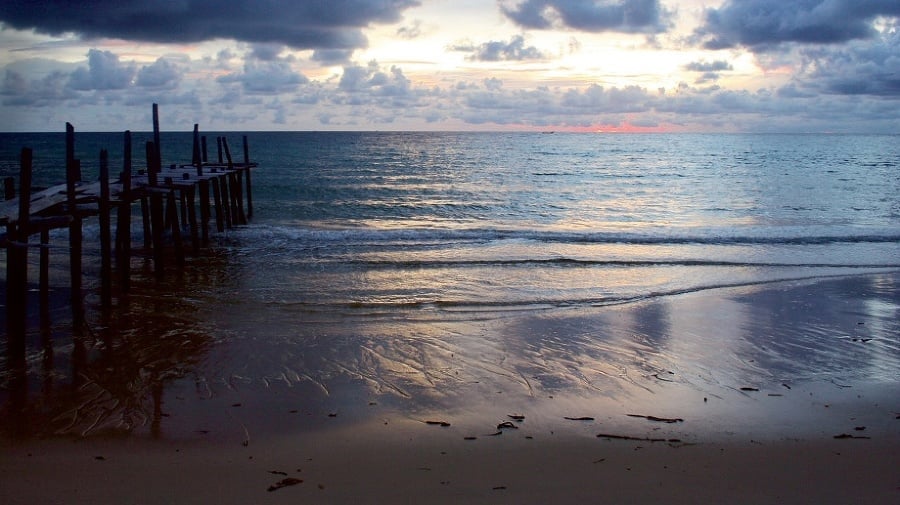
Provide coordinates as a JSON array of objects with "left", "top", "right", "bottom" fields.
[
  {"left": 238, "top": 224, "right": 900, "bottom": 247},
  {"left": 328, "top": 258, "right": 900, "bottom": 270},
  {"left": 266, "top": 270, "right": 899, "bottom": 316}
]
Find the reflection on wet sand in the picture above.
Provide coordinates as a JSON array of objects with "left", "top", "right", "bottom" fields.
[
  {"left": 3, "top": 272, "right": 899, "bottom": 442},
  {"left": 1, "top": 254, "right": 231, "bottom": 439},
  {"left": 171, "top": 272, "right": 899, "bottom": 440}
]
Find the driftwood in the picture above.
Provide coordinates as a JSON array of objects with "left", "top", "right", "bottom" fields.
[
  {"left": 597, "top": 433, "right": 682, "bottom": 443},
  {"left": 267, "top": 478, "right": 303, "bottom": 492},
  {"left": 833, "top": 433, "right": 870, "bottom": 440},
  {"left": 627, "top": 414, "right": 683, "bottom": 423}
]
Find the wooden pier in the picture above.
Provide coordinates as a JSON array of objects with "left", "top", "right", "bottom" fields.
[{"left": 2, "top": 104, "right": 257, "bottom": 363}]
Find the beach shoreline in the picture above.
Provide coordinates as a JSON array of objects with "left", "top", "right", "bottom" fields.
[{"left": 2, "top": 272, "right": 899, "bottom": 503}]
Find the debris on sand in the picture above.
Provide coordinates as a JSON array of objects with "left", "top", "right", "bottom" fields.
[
  {"left": 267, "top": 477, "right": 303, "bottom": 492},
  {"left": 833, "top": 433, "right": 871, "bottom": 440},
  {"left": 627, "top": 414, "right": 683, "bottom": 423},
  {"left": 597, "top": 433, "right": 681, "bottom": 443}
]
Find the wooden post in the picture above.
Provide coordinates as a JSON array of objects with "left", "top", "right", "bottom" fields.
[
  {"left": 179, "top": 183, "right": 189, "bottom": 229},
  {"left": 3, "top": 177, "right": 13, "bottom": 200},
  {"left": 141, "top": 197, "right": 152, "bottom": 250},
  {"left": 6, "top": 149, "right": 31, "bottom": 370},
  {"left": 221, "top": 138, "right": 245, "bottom": 224},
  {"left": 166, "top": 188, "right": 185, "bottom": 268},
  {"left": 186, "top": 185, "right": 200, "bottom": 253},
  {"left": 201, "top": 136, "right": 208, "bottom": 164},
  {"left": 152, "top": 103, "right": 161, "bottom": 174},
  {"left": 65, "top": 124, "right": 84, "bottom": 325},
  {"left": 147, "top": 141, "right": 165, "bottom": 279},
  {"left": 192, "top": 124, "right": 201, "bottom": 167},
  {"left": 235, "top": 170, "right": 246, "bottom": 225},
  {"left": 222, "top": 174, "right": 234, "bottom": 228},
  {"left": 98, "top": 149, "right": 112, "bottom": 307},
  {"left": 40, "top": 230, "right": 49, "bottom": 313},
  {"left": 217, "top": 136, "right": 223, "bottom": 164},
  {"left": 243, "top": 135, "right": 253, "bottom": 220},
  {"left": 211, "top": 177, "right": 225, "bottom": 232},
  {"left": 117, "top": 131, "right": 132, "bottom": 293},
  {"left": 198, "top": 180, "right": 210, "bottom": 245},
  {"left": 222, "top": 136, "right": 234, "bottom": 168}
]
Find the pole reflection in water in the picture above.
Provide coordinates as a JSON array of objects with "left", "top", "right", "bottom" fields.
[{"left": 0, "top": 252, "right": 230, "bottom": 440}]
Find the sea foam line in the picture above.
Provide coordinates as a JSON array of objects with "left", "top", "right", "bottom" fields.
[{"left": 238, "top": 224, "right": 900, "bottom": 247}]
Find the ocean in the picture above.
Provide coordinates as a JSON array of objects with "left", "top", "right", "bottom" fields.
[{"left": 1, "top": 131, "right": 899, "bottom": 438}]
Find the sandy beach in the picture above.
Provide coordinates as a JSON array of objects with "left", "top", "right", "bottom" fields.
[{"left": 2, "top": 272, "right": 899, "bottom": 504}]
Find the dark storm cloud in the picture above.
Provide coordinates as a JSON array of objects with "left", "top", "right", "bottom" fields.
[
  {"left": 249, "top": 44, "right": 286, "bottom": 62},
  {"left": 802, "top": 28, "right": 900, "bottom": 97},
  {"left": 500, "top": 0, "right": 672, "bottom": 34},
  {"left": 450, "top": 35, "right": 546, "bottom": 61},
  {"left": 0, "top": 0, "right": 419, "bottom": 49},
  {"left": 695, "top": 0, "right": 900, "bottom": 51}
]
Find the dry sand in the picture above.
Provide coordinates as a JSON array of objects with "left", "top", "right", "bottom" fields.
[{"left": 2, "top": 272, "right": 899, "bottom": 503}]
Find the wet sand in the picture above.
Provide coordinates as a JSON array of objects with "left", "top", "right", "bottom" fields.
[{"left": 2, "top": 272, "right": 899, "bottom": 503}]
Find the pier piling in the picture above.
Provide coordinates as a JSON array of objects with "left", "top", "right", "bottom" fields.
[
  {"left": 99, "top": 149, "right": 112, "bottom": 307},
  {"left": 1, "top": 104, "right": 257, "bottom": 360}
]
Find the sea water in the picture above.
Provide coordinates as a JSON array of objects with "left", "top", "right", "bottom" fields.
[
  {"left": 1, "top": 132, "right": 898, "bottom": 437},
  {"left": 9, "top": 131, "right": 896, "bottom": 308}
]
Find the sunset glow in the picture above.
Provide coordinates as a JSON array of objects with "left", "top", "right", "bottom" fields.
[{"left": 0, "top": 1, "right": 897, "bottom": 132}]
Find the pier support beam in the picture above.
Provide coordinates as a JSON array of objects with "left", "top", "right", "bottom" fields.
[
  {"left": 65, "top": 123, "right": 84, "bottom": 326},
  {"left": 6, "top": 148, "right": 32, "bottom": 374},
  {"left": 116, "top": 131, "right": 133, "bottom": 294},
  {"left": 99, "top": 149, "right": 112, "bottom": 307},
  {"left": 243, "top": 135, "right": 253, "bottom": 220}
]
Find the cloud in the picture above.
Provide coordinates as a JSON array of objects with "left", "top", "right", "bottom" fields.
[
  {"left": 560, "top": 84, "right": 652, "bottom": 113},
  {"left": 450, "top": 35, "right": 547, "bottom": 61},
  {"left": 683, "top": 59, "right": 733, "bottom": 84},
  {"left": 67, "top": 49, "right": 134, "bottom": 91},
  {"left": 0, "top": 0, "right": 420, "bottom": 49},
  {"left": 2, "top": 69, "right": 75, "bottom": 106},
  {"left": 217, "top": 60, "right": 309, "bottom": 94},
  {"left": 312, "top": 49, "right": 355, "bottom": 65},
  {"left": 695, "top": 0, "right": 900, "bottom": 51},
  {"left": 800, "top": 27, "right": 900, "bottom": 97},
  {"left": 500, "top": 0, "right": 672, "bottom": 34},
  {"left": 396, "top": 20, "right": 425, "bottom": 39},
  {"left": 683, "top": 60, "right": 733, "bottom": 73},
  {"left": 249, "top": 43, "right": 286, "bottom": 62},
  {"left": 135, "top": 57, "right": 180, "bottom": 89},
  {"left": 337, "top": 61, "right": 414, "bottom": 103}
]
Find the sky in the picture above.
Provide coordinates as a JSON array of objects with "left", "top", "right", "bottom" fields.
[{"left": 0, "top": 0, "right": 898, "bottom": 133}]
